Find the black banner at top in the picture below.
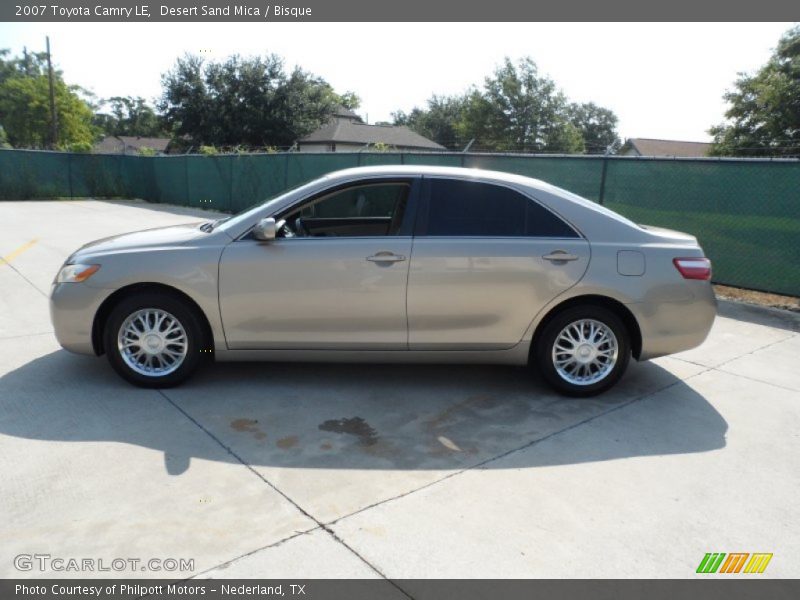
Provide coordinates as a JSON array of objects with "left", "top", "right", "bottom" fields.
[{"left": 2, "top": 0, "right": 799, "bottom": 22}]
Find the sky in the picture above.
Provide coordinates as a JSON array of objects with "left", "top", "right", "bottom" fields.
[{"left": 0, "top": 22, "right": 793, "bottom": 143}]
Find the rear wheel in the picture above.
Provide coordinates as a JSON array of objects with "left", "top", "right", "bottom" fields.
[
  {"left": 104, "top": 292, "right": 206, "bottom": 388},
  {"left": 535, "top": 305, "right": 630, "bottom": 397}
]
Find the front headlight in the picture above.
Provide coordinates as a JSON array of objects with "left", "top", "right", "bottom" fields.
[{"left": 56, "top": 263, "right": 100, "bottom": 283}]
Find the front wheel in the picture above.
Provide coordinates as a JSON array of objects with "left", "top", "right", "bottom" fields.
[
  {"left": 104, "top": 292, "right": 206, "bottom": 388},
  {"left": 534, "top": 305, "right": 631, "bottom": 397}
]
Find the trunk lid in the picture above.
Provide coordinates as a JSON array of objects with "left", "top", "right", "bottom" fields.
[{"left": 639, "top": 224, "right": 699, "bottom": 245}]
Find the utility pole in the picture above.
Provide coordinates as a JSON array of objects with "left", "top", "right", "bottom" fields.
[{"left": 46, "top": 36, "right": 58, "bottom": 149}]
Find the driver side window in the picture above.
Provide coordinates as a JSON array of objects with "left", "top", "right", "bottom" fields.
[{"left": 281, "top": 182, "right": 410, "bottom": 238}]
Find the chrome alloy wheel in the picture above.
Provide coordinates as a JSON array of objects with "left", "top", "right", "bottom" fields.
[
  {"left": 551, "top": 318, "right": 619, "bottom": 386},
  {"left": 117, "top": 308, "right": 188, "bottom": 377}
]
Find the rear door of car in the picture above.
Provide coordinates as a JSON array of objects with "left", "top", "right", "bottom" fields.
[{"left": 407, "top": 176, "right": 590, "bottom": 350}]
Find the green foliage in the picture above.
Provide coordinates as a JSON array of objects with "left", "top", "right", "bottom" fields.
[
  {"left": 62, "top": 141, "right": 93, "bottom": 153},
  {"left": 159, "top": 53, "right": 359, "bottom": 149},
  {"left": 393, "top": 95, "right": 471, "bottom": 150},
  {"left": 198, "top": 145, "right": 218, "bottom": 155},
  {"left": 0, "top": 48, "right": 58, "bottom": 82},
  {"left": 137, "top": 146, "right": 157, "bottom": 156},
  {"left": 567, "top": 102, "right": 620, "bottom": 154},
  {"left": 0, "top": 124, "right": 10, "bottom": 148},
  {"left": 710, "top": 26, "right": 800, "bottom": 157},
  {"left": 94, "top": 96, "right": 165, "bottom": 137},
  {"left": 338, "top": 91, "right": 361, "bottom": 110},
  {"left": 544, "top": 120, "right": 586, "bottom": 154},
  {"left": 370, "top": 142, "right": 392, "bottom": 152},
  {"left": 393, "top": 57, "right": 619, "bottom": 154},
  {"left": 469, "top": 58, "right": 568, "bottom": 152},
  {"left": 0, "top": 48, "right": 97, "bottom": 148}
]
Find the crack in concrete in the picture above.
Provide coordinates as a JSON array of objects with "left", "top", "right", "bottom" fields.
[
  {"left": 0, "top": 255, "right": 48, "bottom": 298},
  {"left": 189, "top": 526, "right": 320, "bottom": 579},
  {"left": 0, "top": 331, "right": 54, "bottom": 341},
  {"left": 157, "top": 389, "right": 413, "bottom": 598}
]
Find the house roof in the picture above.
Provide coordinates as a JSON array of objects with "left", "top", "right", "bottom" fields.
[
  {"left": 623, "top": 138, "right": 712, "bottom": 157},
  {"left": 93, "top": 136, "right": 171, "bottom": 154},
  {"left": 299, "top": 119, "right": 445, "bottom": 150}
]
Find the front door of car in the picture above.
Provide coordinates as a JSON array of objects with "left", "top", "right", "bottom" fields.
[
  {"left": 219, "top": 178, "right": 419, "bottom": 350},
  {"left": 407, "top": 177, "right": 590, "bottom": 350}
]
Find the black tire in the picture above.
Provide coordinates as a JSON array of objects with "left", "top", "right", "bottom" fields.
[
  {"left": 534, "top": 305, "right": 631, "bottom": 397},
  {"left": 103, "top": 291, "right": 207, "bottom": 388}
]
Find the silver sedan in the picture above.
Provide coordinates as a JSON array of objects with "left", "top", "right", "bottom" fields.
[{"left": 50, "top": 166, "right": 716, "bottom": 396}]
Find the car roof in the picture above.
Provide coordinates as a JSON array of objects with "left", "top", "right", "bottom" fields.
[{"left": 323, "top": 164, "right": 556, "bottom": 192}]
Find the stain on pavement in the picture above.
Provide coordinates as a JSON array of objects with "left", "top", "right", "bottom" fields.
[{"left": 318, "top": 417, "right": 378, "bottom": 447}]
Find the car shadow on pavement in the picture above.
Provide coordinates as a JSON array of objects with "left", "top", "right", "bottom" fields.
[{"left": 0, "top": 350, "right": 727, "bottom": 475}]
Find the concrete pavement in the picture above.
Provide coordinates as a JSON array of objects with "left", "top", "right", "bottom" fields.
[{"left": 1, "top": 199, "right": 798, "bottom": 580}]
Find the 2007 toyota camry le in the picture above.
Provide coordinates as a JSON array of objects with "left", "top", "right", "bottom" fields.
[{"left": 50, "top": 165, "right": 716, "bottom": 396}]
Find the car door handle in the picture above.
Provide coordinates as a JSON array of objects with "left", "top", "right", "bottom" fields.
[
  {"left": 542, "top": 251, "right": 579, "bottom": 262},
  {"left": 366, "top": 252, "right": 406, "bottom": 263}
]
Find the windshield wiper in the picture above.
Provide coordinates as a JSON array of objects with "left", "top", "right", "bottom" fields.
[{"left": 199, "top": 217, "right": 230, "bottom": 233}]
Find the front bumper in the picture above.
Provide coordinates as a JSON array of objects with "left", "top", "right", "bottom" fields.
[{"left": 49, "top": 282, "right": 111, "bottom": 355}]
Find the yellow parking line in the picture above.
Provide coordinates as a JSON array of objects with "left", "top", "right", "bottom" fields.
[{"left": 1, "top": 238, "right": 39, "bottom": 264}]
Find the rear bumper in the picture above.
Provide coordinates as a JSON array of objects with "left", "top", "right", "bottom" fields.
[
  {"left": 632, "top": 282, "right": 717, "bottom": 360},
  {"left": 49, "top": 282, "right": 110, "bottom": 355}
]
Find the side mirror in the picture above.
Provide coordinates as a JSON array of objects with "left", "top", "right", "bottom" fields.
[{"left": 252, "top": 217, "right": 276, "bottom": 241}]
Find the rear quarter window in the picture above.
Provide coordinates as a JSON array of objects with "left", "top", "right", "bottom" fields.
[{"left": 423, "top": 179, "right": 578, "bottom": 238}]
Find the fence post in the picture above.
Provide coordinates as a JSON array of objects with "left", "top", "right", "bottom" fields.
[
  {"left": 228, "top": 155, "right": 234, "bottom": 212},
  {"left": 117, "top": 155, "right": 123, "bottom": 198},
  {"left": 67, "top": 152, "right": 74, "bottom": 199},
  {"left": 598, "top": 155, "right": 609, "bottom": 205}
]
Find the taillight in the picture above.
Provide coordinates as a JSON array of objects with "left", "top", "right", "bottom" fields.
[{"left": 673, "top": 257, "right": 712, "bottom": 280}]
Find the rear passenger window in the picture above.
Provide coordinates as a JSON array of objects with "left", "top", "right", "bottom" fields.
[{"left": 423, "top": 179, "right": 578, "bottom": 238}]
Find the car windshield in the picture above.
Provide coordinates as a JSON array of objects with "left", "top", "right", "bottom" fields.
[{"left": 212, "top": 179, "right": 325, "bottom": 233}]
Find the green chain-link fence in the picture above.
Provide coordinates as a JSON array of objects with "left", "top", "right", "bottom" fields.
[{"left": 1, "top": 149, "right": 798, "bottom": 296}]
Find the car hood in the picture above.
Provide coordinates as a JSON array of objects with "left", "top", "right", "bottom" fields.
[{"left": 71, "top": 223, "right": 207, "bottom": 259}]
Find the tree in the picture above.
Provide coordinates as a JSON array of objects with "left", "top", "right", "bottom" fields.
[
  {"left": 0, "top": 48, "right": 53, "bottom": 83},
  {"left": 470, "top": 58, "right": 572, "bottom": 152},
  {"left": 94, "top": 96, "right": 165, "bottom": 137},
  {"left": 338, "top": 91, "right": 361, "bottom": 110},
  {"left": 567, "top": 102, "right": 620, "bottom": 153},
  {"left": 710, "top": 26, "right": 800, "bottom": 157},
  {"left": 393, "top": 95, "right": 470, "bottom": 150},
  {"left": 543, "top": 119, "right": 585, "bottom": 154},
  {"left": 393, "top": 57, "right": 619, "bottom": 154},
  {"left": 0, "top": 48, "right": 96, "bottom": 148},
  {"left": 158, "top": 53, "right": 358, "bottom": 149}
]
